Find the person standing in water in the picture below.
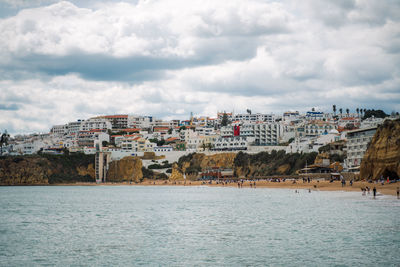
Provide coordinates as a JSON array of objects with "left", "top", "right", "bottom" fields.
[
  {"left": 397, "top": 187, "right": 399, "bottom": 199},
  {"left": 373, "top": 187, "right": 377, "bottom": 199}
]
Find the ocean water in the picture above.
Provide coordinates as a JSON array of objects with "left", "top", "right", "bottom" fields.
[{"left": 0, "top": 186, "right": 399, "bottom": 267}]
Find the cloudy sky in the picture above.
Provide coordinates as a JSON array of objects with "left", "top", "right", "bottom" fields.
[{"left": 0, "top": 0, "right": 399, "bottom": 134}]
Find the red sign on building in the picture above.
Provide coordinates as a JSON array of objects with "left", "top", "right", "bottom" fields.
[{"left": 233, "top": 125, "right": 240, "bottom": 136}]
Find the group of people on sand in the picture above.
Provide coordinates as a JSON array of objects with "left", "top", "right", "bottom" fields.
[{"left": 236, "top": 180, "right": 256, "bottom": 188}]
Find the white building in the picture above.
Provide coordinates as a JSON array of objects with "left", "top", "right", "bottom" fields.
[
  {"left": 99, "top": 115, "right": 129, "bottom": 129},
  {"left": 233, "top": 113, "right": 275, "bottom": 123},
  {"left": 67, "top": 120, "right": 84, "bottom": 134},
  {"left": 253, "top": 123, "right": 282, "bottom": 145},
  {"left": 50, "top": 124, "right": 67, "bottom": 136},
  {"left": 360, "top": 117, "right": 384, "bottom": 129},
  {"left": 154, "top": 146, "right": 174, "bottom": 152},
  {"left": 296, "top": 121, "right": 336, "bottom": 138},
  {"left": 128, "top": 115, "right": 153, "bottom": 129},
  {"left": 80, "top": 118, "right": 112, "bottom": 132},
  {"left": 345, "top": 127, "right": 377, "bottom": 171},
  {"left": 214, "top": 136, "right": 249, "bottom": 151},
  {"left": 195, "top": 126, "right": 216, "bottom": 136}
]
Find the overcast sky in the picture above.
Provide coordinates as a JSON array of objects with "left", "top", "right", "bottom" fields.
[{"left": 0, "top": 0, "right": 399, "bottom": 134}]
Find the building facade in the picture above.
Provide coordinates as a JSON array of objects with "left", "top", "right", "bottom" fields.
[{"left": 345, "top": 127, "right": 377, "bottom": 171}]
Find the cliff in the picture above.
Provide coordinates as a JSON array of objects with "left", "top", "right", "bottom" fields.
[
  {"left": 173, "top": 153, "right": 236, "bottom": 180},
  {"left": 0, "top": 153, "right": 95, "bottom": 185},
  {"left": 360, "top": 119, "right": 400, "bottom": 180},
  {"left": 106, "top": 156, "right": 143, "bottom": 182},
  {"left": 234, "top": 151, "right": 317, "bottom": 177},
  {"left": 174, "top": 151, "right": 317, "bottom": 179},
  {"left": 0, "top": 157, "right": 50, "bottom": 185}
]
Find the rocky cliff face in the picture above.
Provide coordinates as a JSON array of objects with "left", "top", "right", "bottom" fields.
[
  {"left": 0, "top": 154, "right": 95, "bottom": 185},
  {"left": 169, "top": 163, "right": 184, "bottom": 180},
  {"left": 106, "top": 156, "right": 143, "bottom": 182},
  {"left": 173, "top": 153, "right": 237, "bottom": 180},
  {"left": 0, "top": 157, "right": 50, "bottom": 185},
  {"left": 360, "top": 119, "right": 400, "bottom": 180}
]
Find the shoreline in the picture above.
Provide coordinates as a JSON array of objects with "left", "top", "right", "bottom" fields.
[{"left": 6, "top": 180, "right": 397, "bottom": 197}]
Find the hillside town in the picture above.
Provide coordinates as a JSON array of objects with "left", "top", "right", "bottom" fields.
[{"left": 1, "top": 107, "right": 398, "bottom": 181}]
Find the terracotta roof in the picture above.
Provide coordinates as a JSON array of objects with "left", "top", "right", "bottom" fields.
[
  {"left": 166, "top": 137, "right": 179, "bottom": 142},
  {"left": 154, "top": 127, "right": 169, "bottom": 131},
  {"left": 102, "top": 115, "right": 128, "bottom": 118},
  {"left": 340, "top": 117, "right": 358, "bottom": 120},
  {"left": 121, "top": 128, "right": 140, "bottom": 132},
  {"left": 124, "top": 134, "right": 139, "bottom": 137}
]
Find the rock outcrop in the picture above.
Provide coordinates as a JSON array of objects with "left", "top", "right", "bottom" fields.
[
  {"left": 0, "top": 154, "right": 95, "bottom": 185},
  {"left": 169, "top": 163, "right": 184, "bottom": 180},
  {"left": 174, "top": 153, "right": 237, "bottom": 180},
  {"left": 106, "top": 156, "right": 143, "bottom": 182},
  {"left": 0, "top": 157, "right": 50, "bottom": 185},
  {"left": 360, "top": 119, "right": 400, "bottom": 180}
]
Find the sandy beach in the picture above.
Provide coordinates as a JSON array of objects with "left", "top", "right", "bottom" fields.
[{"left": 65, "top": 179, "right": 400, "bottom": 197}]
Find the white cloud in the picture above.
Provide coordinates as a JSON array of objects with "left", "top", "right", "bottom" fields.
[{"left": 0, "top": 0, "right": 399, "bottom": 134}]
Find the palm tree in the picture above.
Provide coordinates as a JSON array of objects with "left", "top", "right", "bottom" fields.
[
  {"left": 346, "top": 108, "right": 350, "bottom": 117},
  {"left": 0, "top": 130, "right": 10, "bottom": 156},
  {"left": 339, "top": 108, "right": 343, "bottom": 118},
  {"left": 333, "top": 105, "right": 336, "bottom": 116},
  {"left": 356, "top": 108, "right": 359, "bottom": 117}
]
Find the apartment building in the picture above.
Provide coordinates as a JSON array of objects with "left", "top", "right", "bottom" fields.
[
  {"left": 99, "top": 115, "right": 129, "bottom": 129},
  {"left": 253, "top": 123, "right": 282, "bottom": 145},
  {"left": 77, "top": 130, "right": 109, "bottom": 147},
  {"left": 81, "top": 118, "right": 112, "bottom": 132},
  {"left": 128, "top": 115, "right": 153, "bottom": 129},
  {"left": 296, "top": 121, "right": 336, "bottom": 138},
  {"left": 220, "top": 122, "right": 281, "bottom": 145},
  {"left": 233, "top": 113, "right": 275, "bottom": 123},
  {"left": 67, "top": 120, "right": 84, "bottom": 134},
  {"left": 213, "top": 136, "right": 249, "bottom": 151},
  {"left": 50, "top": 124, "right": 67, "bottom": 135},
  {"left": 345, "top": 127, "right": 377, "bottom": 171}
]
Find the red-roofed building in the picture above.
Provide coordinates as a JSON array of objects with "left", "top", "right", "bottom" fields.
[{"left": 97, "top": 115, "right": 128, "bottom": 129}]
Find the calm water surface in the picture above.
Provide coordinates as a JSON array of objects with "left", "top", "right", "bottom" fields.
[{"left": 0, "top": 186, "right": 399, "bottom": 266}]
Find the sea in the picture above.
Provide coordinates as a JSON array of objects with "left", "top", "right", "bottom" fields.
[{"left": 0, "top": 186, "right": 399, "bottom": 266}]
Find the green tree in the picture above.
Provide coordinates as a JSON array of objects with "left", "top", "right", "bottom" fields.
[
  {"left": 363, "top": 109, "right": 388, "bottom": 119},
  {"left": 339, "top": 108, "right": 343, "bottom": 118},
  {"left": 0, "top": 130, "right": 10, "bottom": 156},
  {"left": 333, "top": 105, "right": 336, "bottom": 116},
  {"left": 346, "top": 108, "right": 349, "bottom": 117},
  {"left": 221, "top": 113, "right": 229, "bottom": 126}
]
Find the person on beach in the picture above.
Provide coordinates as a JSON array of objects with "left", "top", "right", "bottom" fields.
[
  {"left": 397, "top": 187, "right": 399, "bottom": 199},
  {"left": 373, "top": 187, "right": 377, "bottom": 198},
  {"left": 254, "top": 181, "right": 256, "bottom": 188}
]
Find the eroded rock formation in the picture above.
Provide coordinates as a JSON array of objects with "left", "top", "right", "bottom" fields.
[
  {"left": 0, "top": 154, "right": 95, "bottom": 185},
  {"left": 106, "top": 156, "right": 143, "bottom": 182},
  {"left": 360, "top": 119, "right": 400, "bottom": 180}
]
